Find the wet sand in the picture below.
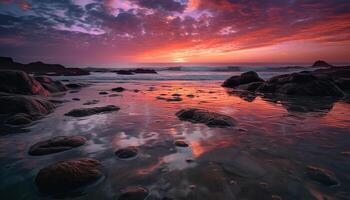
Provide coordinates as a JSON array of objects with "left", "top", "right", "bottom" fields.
[{"left": 0, "top": 80, "right": 349, "bottom": 199}]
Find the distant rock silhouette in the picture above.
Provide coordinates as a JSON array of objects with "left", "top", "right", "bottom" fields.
[
  {"left": 312, "top": 60, "right": 333, "bottom": 68},
  {"left": 132, "top": 68, "right": 157, "bottom": 74},
  {"left": 0, "top": 56, "right": 90, "bottom": 76}
]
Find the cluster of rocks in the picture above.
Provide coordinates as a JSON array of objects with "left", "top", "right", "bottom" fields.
[
  {"left": 0, "top": 70, "right": 67, "bottom": 126},
  {"left": 222, "top": 61, "right": 350, "bottom": 98}
]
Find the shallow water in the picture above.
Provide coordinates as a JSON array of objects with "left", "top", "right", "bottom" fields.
[{"left": 0, "top": 81, "right": 350, "bottom": 199}]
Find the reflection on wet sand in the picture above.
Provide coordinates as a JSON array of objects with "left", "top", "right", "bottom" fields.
[{"left": 0, "top": 81, "right": 349, "bottom": 199}]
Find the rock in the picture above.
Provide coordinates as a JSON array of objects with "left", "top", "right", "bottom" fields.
[
  {"left": 72, "top": 98, "right": 80, "bottom": 101},
  {"left": 236, "top": 82, "right": 264, "bottom": 92},
  {"left": 0, "top": 70, "right": 49, "bottom": 96},
  {"left": 99, "top": 91, "right": 108, "bottom": 95},
  {"left": 35, "top": 158, "right": 103, "bottom": 193},
  {"left": 118, "top": 186, "right": 149, "bottom": 200},
  {"left": 176, "top": 108, "right": 236, "bottom": 127},
  {"left": 132, "top": 68, "right": 157, "bottom": 74},
  {"left": 34, "top": 76, "right": 67, "bottom": 93},
  {"left": 115, "top": 70, "right": 134, "bottom": 75},
  {"left": 257, "top": 73, "right": 344, "bottom": 97},
  {"left": 306, "top": 166, "right": 339, "bottom": 186},
  {"left": 222, "top": 71, "right": 264, "bottom": 88},
  {"left": 65, "top": 83, "right": 87, "bottom": 89},
  {"left": 65, "top": 105, "right": 119, "bottom": 117},
  {"left": 115, "top": 147, "right": 138, "bottom": 159},
  {"left": 174, "top": 140, "right": 189, "bottom": 147},
  {"left": 167, "top": 97, "right": 183, "bottom": 102},
  {"left": 83, "top": 100, "right": 99, "bottom": 105},
  {"left": 112, "top": 87, "right": 126, "bottom": 92},
  {"left": 172, "top": 93, "right": 181, "bottom": 97},
  {"left": 5, "top": 113, "right": 33, "bottom": 125},
  {"left": 0, "top": 57, "right": 90, "bottom": 76},
  {"left": 186, "top": 94, "right": 195, "bottom": 98},
  {"left": 312, "top": 60, "right": 333, "bottom": 68},
  {"left": 0, "top": 95, "right": 55, "bottom": 117},
  {"left": 29, "top": 136, "right": 87, "bottom": 155}
]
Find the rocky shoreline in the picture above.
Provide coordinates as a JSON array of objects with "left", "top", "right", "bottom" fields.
[{"left": 0, "top": 59, "right": 349, "bottom": 198}]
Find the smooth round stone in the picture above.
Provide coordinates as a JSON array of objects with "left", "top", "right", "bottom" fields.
[
  {"left": 35, "top": 158, "right": 103, "bottom": 194},
  {"left": 29, "top": 136, "right": 87, "bottom": 156},
  {"left": 115, "top": 147, "right": 138, "bottom": 159},
  {"left": 174, "top": 140, "right": 189, "bottom": 147},
  {"left": 118, "top": 186, "right": 149, "bottom": 200}
]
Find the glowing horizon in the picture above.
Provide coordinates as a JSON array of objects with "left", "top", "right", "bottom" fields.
[{"left": 0, "top": 0, "right": 350, "bottom": 66}]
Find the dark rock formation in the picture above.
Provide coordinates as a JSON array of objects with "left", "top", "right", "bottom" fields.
[
  {"left": 115, "top": 70, "right": 134, "bottom": 75},
  {"left": 132, "top": 68, "right": 157, "bottom": 74},
  {"left": 35, "top": 76, "right": 67, "bottom": 93},
  {"left": 306, "top": 166, "right": 339, "bottom": 186},
  {"left": 312, "top": 60, "right": 333, "bottom": 68},
  {"left": 112, "top": 87, "right": 126, "bottom": 92},
  {"left": 176, "top": 108, "right": 236, "bottom": 127},
  {"left": 99, "top": 91, "right": 108, "bottom": 95},
  {"left": 5, "top": 113, "right": 33, "bottom": 125},
  {"left": 118, "top": 186, "right": 149, "bottom": 200},
  {"left": 115, "top": 147, "right": 138, "bottom": 159},
  {"left": 236, "top": 82, "right": 264, "bottom": 92},
  {"left": 83, "top": 100, "right": 99, "bottom": 105},
  {"left": 65, "top": 83, "right": 88, "bottom": 89},
  {"left": 0, "top": 70, "right": 49, "bottom": 96},
  {"left": 0, "top": 95, "right": 55, "bottom": 117},
  {"left": 257, "top": 73, "right": 344, "bottom": 97},
  {"left": 35, "top": 158, "right": 103, "bottom": 194},
  {"left": 29, "top": 136, "right": 87, "bottom": 155},
  {"left": 0, "top": 57, "right": 90, "bottom": 76},
  {"left": 222, "top": 71, "right": 264, "bottom": 88},
  {"left": 65, "top": 105, "right": 119, "bottom": 117}
]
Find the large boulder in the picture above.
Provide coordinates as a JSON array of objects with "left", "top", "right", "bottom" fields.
[
  {"left": 257, "top": 72, "right": 344, "bottom": 97},
  {"left": 65, "top": 105, "right": 119, "bottom": 117},
  {"left": 0, "top": 70, "right": 49, "bottom": 96},
  {"left": 29, "top": 136, "right": 87, "bottom": 155},
  {"left": 0, "top": 95, "right": 55, "bottom": 125},
  {"left": 176, "top": 108, "right": 236, "bottom": 127},
  {"left": 35, "top": 76, "right": 67, "bottom": 93},
  {"left": 35, "top": 158, "right": 103, "bottom": 194},
  {"left": 222, "top": 71, "right": 264, "bottom": 88},
  {"left": 0, "top": 95, "right": 55, "bottom": 117}
]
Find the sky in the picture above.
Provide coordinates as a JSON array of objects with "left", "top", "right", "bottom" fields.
[{"left": 0, "top": 0, "right": 350, "bottom": 66}]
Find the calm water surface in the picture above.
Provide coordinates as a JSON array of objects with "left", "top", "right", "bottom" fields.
[{"left": 0, "top": 81, "right": 349, "bottom": 199}]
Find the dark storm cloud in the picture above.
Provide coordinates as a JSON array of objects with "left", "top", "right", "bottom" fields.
[{"left": 131, "top": 0, "right": 187, "bottom": 12}]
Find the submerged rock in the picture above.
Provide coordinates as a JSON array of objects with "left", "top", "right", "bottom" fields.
[
  {"left": 118, "top": 186, "right": 149, "bottom": 200},
  {"left": 83, "top": 100, "right": 99, "bottom": 105},
  {"left": 112, "top": 87, "right": 126, "bottom": 92},
  {"left": 115, "top": 70, "right": 134, "bottom": 75},
  {"left": 34, "top": 76, "right": 67, "bottom": 93},
  {"left": 65, "top": 105, "right": 119, "bottom": 117},
  {"left": 306, "top": 166, "right": 339, "bottom": 186},
  {"left": 115, "top": 147, "right": 138, "bottom": 159},
  {"left": 258, "top": 73, "right": 344, "bottom": 97},
  {"left": 29, "top": 136, "right": 87, "bottom": 155},
  {"left": 176, "top": 108, "right": 236, "bottom": 127},
  {"left": 99, "top": 91, "right": 108, "bottom": 95},
  {"left": 0, "top": 70, "right": 49, "bottom": 96},
  {"left": 222, "top": 71, "right": 264, "bottom": 88},
  {"left": 35, "top": 158, "right": 103, "bottom": 194}
]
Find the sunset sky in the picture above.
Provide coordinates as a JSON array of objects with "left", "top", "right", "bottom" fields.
[{"left": 0, "top": 0, "right": 350, "bottom": 66}]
